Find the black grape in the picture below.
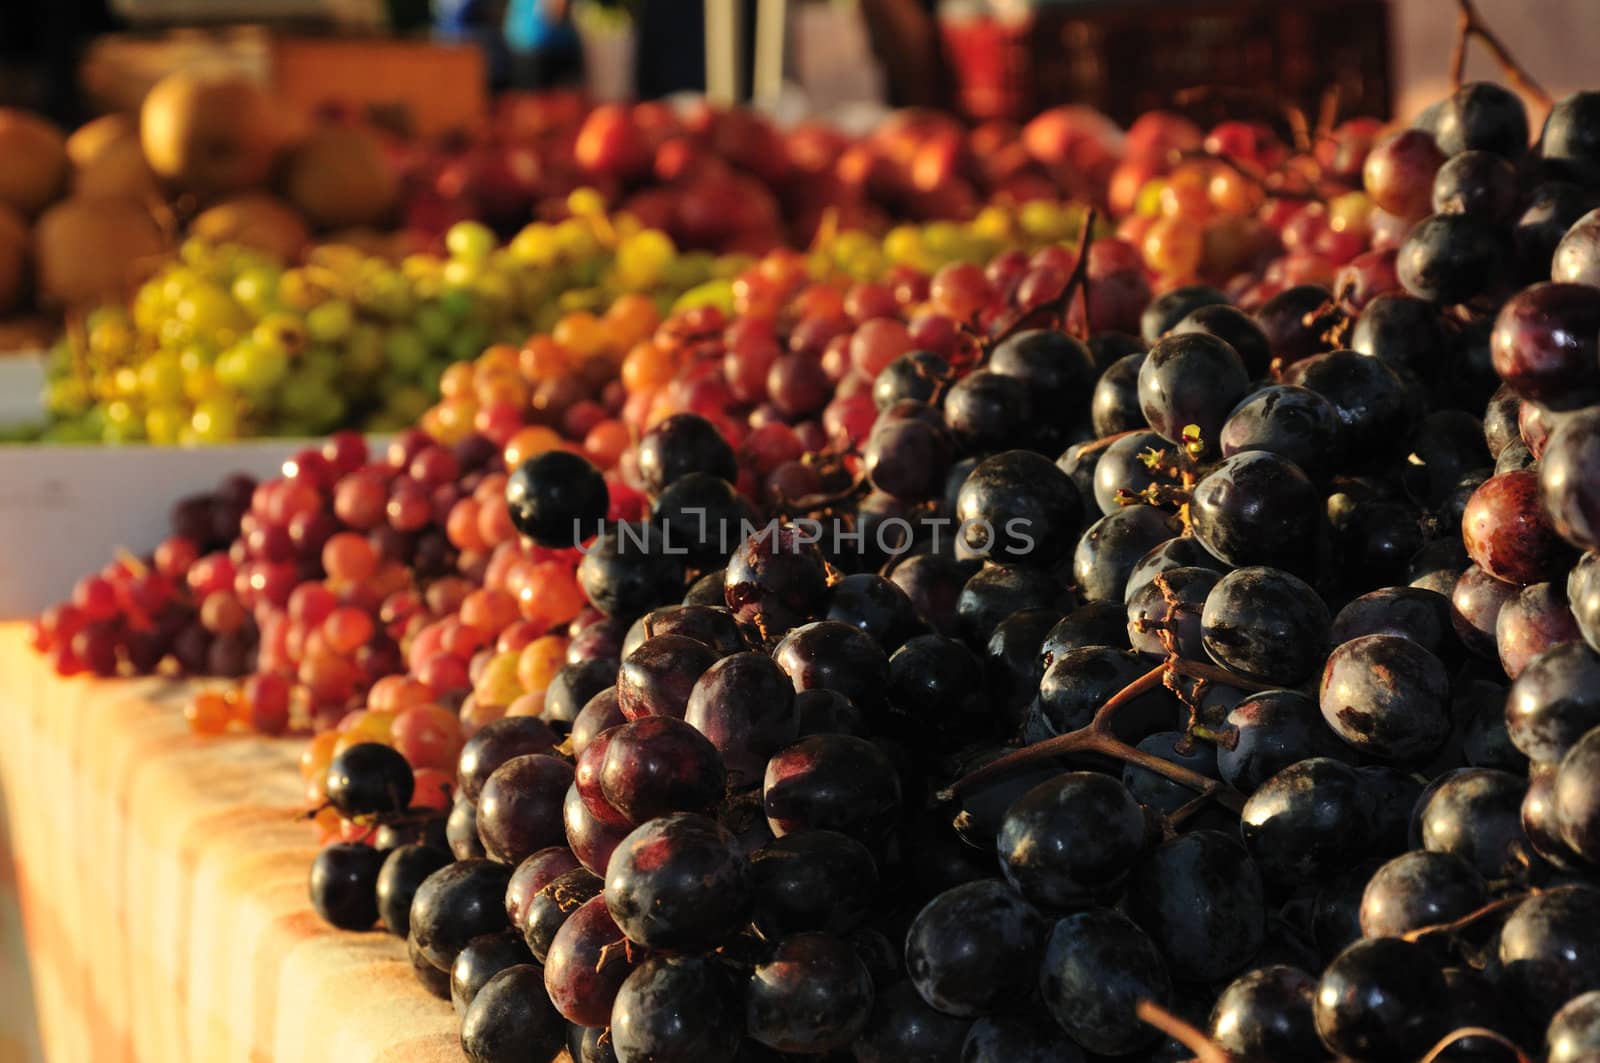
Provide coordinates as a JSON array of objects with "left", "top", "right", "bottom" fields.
[
  {"left": 904, "top": 879, "right": 1045, "bottom": 1016},
  {"left": 1038, "top": 907, "right": 1171, "bottom": 1056},
  {"left": 997, "top": 772, "right": 1147, "bottom": 909},
  {"left": 1201, "top": 566, "right": 1330, "bottom": 686}
]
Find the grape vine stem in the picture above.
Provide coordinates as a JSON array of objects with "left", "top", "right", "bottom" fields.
[
  {"left": 936, "top": 662, "right": 1252, "bottom": 813},
  {"left": 1399, "top": 889, "right": 1533, "bottom": 943},
  {"left": 1449, "top": 0, "right": 1553, "bottom": 110},
  {"left": 1135, "top": 1001, "right": 1233, "bottom": 1063},
  {"left": 1419, "top": 1027, "right": 1532, "bottom": 1063}
]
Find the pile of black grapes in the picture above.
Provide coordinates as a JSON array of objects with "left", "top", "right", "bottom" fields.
[{"left": 311, "top": 84, "right": 1600, "bottom": 1063}]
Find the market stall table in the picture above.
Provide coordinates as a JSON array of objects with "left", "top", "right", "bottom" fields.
[{"left": 0, "top": 624, "right": 463, "bottom": 1063}]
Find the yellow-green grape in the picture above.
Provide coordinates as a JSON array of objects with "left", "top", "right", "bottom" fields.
[
  {"left": 45, "top": 376, "right": 92, "bottom": 417},
  {"left": 101, "top": 399, "right": 145, "bottom": 443},
  {"left": 276, "top": 268, "right": 322, "bottom": 312},
  {"left": 553, "top": 219, "right": 599, "bottom": 260},
  {"left": 144, "top": 404, "right": 183, "bottom": 445},
  {"left": 302, "top": 345, "right": 341, "bottom": 386},
  {"left": 438, "top": 286, "right": 476, "bottom": 322},
  {"left": 883, "top": 225, "right": 922, "bottom": 265},
  {"left": 132, "top": 282, "right": 166, "bottom": 334},
  {"left": 566, "top": 187, "right": 606, "bottom": 219},
  {"left": 442, "top": 258, "right": 480, "bottom": 289},
  {"left": 448, "top": 327, "right": 489, "bottom": 366},
  {"left": 418, "top": 358, "right": 449, "bottom": 396},
  {"left": 86, "top": 308, "right": 134, "bottom": 359},
  {"left": 510, "top": 223, "right": 558, "bottom": 266},
  {"left": 305, "top": 298, "right": 353, "bottom": 343},
  {"left": 412, "top": 300, "right": 451, "bottom": 347},
  {"left": 183, "top": 365, "right": 219, "bottom": 404},
  {"left": 344, "top": 324, "right": 384, "bottom": 381},
  {"left": 357, "top": 267, "right": 414, "bottom": 320},
  {"left": 178, "top": 343, "right": 215, "bottom": 377},
  {"left": 190, "top": 397, "right": 239, "bottom": 442},
  {"left": 383, "top": 385, "right": 432, "bottom": 425},
  {"left": 217, "top": 340, "right": 288, "bottom": 399},
  {"left": 474, "top": 270, "right": 515, "bottom": 315},
  {"left": 110, "top": 366, "right": 141, "bottom": 400},
  {"left": 615, "top": 229, "right": 675, "bottom": 289},
  {"left": 672, "top": 279, "right": 736, "bottom": 315},
  {"left": 1134, "top": 179, "right": 1166, "bottom": 218},
  {"left": 253, "top": 314, "right": 308, "bottom": 359},
  {"left": 138, "top": 351, "right": 184, "bottom": 405},
  {"left": 383, "top": 328, "right": 428, "bottom": 376},
  {"left": 446, "top": 221, "right": 496, "bottom": 263},
  {"left": 231, "top": 266, "right": 279, "bottom": 317}
]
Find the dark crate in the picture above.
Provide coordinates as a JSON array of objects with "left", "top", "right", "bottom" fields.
[{"left": 941, "top": 0, "right": 1392, "bottom": 127}]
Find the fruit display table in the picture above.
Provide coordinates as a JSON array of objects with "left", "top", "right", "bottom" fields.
[{"left": 0, "top": 624, "right": 459, "bottom": 1063}]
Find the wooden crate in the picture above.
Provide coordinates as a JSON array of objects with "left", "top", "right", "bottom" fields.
[{"left": 942, "top": 0, "right": 1392, "bottom": 126}]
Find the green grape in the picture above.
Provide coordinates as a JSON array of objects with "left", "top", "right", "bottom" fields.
[
  {"left": 145, "top": 405, "right": 183, "bottom": 445},
  {"left": 710, "top": 253, "right": 754, "bottom": 280},
  {"left": 553, "top": 219, "right": 599, "bottom": 260},
  {"left": 616, "top": 229, "right": 675, "bottom": 289},
  {"left": 86, "top": 308, "right": 134, "bottom": 358},
  {"left": 418, "top": 357, "right": 449, "bottom": 396},
  {"left": 448, "top": 324, "right": 489, "bottom": 366},
  {"left": 509, "top": 223, "right": 557, "bottom": 265},
  {"left": 415, "top": 302, "right": 452, "bottom": 346},
  {"left": 138, "top": 351, "right": 184, "bottom": 404},
  {"left": 253, "top": 313, "right": 308, "bottom": 359},
  {"left": 276, "top": 269, "right": 321, "bottom": 312},
  {"left": 159, "top": 268, "right": 195, "bottom": 305},
  {"left": 356, "top": 268, "right": 414, "bottom": 320},
  {"left": 43, "top": 420, "right": 97, "bottom": 443},
  {"left": 305, "top": 298, "right": 354, "bottom": 343},
  {"left": 474, "top": 271, "right": 514, "bottom": 314},
  {"left": 344, "top": 324, "right": 384, "bottom": 380},
  {"left": 566, "top": 187, "right": 606, "bottom": 218},
  {"left": 183, "top": 363, "right": 220, "bottom": 400},
  {"left": 217, "top": 340, "right": 288, "bottom": 398},
  {"left": 110, "top": 367, "right": 141, "bottom": 400},
  {"left": 101, "top": 399, "right": 146, "bottom": 444},
  {"left": 275, "top": 374, "right": 325, "bottom": 421},
  {"left": 231, "top": 267, "right": 278, "bottom": 317},
  {"left": 178, "top": 343, "right": 215, "bottom": 376},
  {"left": 310, "top": 392, "right": 348, "bottom": 432},
  {"left": 363, "top": 410, "right": 409, "bottom": 433},
  {"left": 383, "top": 385, "right": 431, "bottom": 424},
  {"left": 132, "top": 284, "right": 166, "bottom": 333},
  {"left": 672, "top": 279, "right": 736, "bottom": 315},
  {"left": 441, "top": 259, "right": 480, "bottom": 290},
  {"left": 158, "top": 316, "right": 192, "bottom": 350},
  {"left": 302, "top": 345, "right": 341, "bottom": 386},
  {"left": 382, "top": 328, "right": 428, "bottom": 375},
  {"left": 446, "top": 221, "right": 496, "bottom": 263},
  {"left": 46, "top": 376, "right": 92, "bottom": 417}
]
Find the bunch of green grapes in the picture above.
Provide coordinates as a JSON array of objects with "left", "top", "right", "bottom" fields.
[{"left": 39, "top": 196, "right": 712, "bottom": 445}]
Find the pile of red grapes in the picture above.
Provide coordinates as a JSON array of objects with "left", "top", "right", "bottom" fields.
[{"left": 30, "top": 75, "right": 1600, "bottom": 1063}]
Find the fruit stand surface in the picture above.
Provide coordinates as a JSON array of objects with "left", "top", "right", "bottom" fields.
[{"left": 0, "top": 624, "right": 461, "bottom": 1063}]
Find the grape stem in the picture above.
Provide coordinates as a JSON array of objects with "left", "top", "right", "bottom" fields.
[
  {"left": 1399, "top": 890, "right": 1533, "bottom": 942},
  {"left": 1449, "top": 0, "right": 1553, "bottom": 109},
  {"left": 936, "top": 661, "right": 1250, "bottom": 813},
  {"left": 1135, "top": 1001, "right": 1234, "bottom": 1063},
  {"left": 987, "top": 207, "right": 1098, "bottom": 348},
  {"left": 1419, "top": 1027, "right": 1532, "bottom": 1063}
]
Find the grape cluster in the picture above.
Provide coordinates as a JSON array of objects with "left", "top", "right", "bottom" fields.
[
  {"left": 33, "top": 72, "right": 1600, "bottom": 1063},
  {"left": 37, "top": 204, "right": 716, "bottom": 444}
]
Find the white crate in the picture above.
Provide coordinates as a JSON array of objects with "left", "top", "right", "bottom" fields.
[{"left": 0, "top": 439, "right": 323, "bottom": 619}]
